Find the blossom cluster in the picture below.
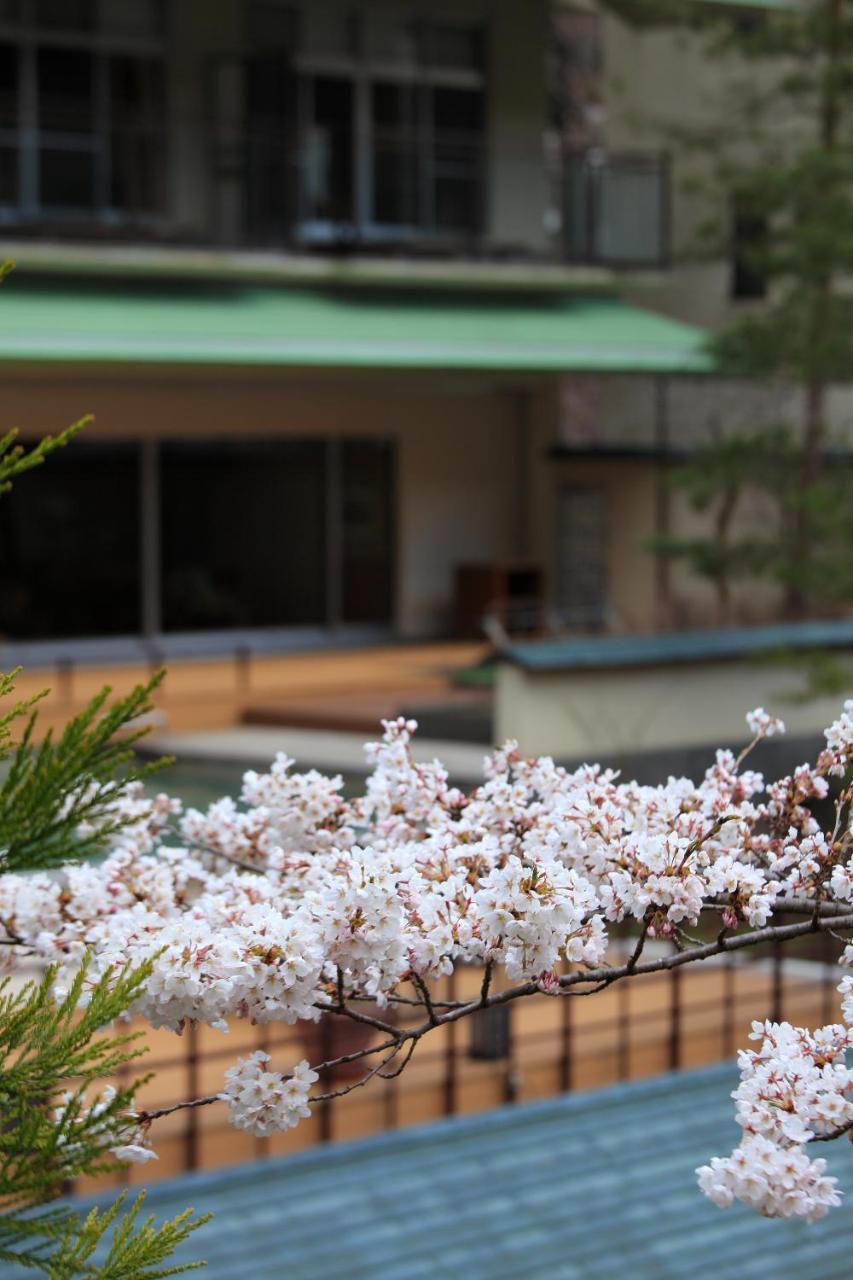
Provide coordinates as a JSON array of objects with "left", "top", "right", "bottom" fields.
[
  {"left": 696, "top": 1018, "right": 853, "bottom": 1222},
  {"left": 0, "top": 701, "right": 851, "bottom": 1220},
  {"left": 221, "top": 1052, "right": 318, "bottom": 1137}
]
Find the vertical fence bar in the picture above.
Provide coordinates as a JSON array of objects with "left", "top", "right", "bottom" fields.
[
  {"left": 382, "top": 1071, "right": 399, "bottom": 1131},
  {"left": 185, "top": 1021, "right": 200, "bottom": 1171},
  {"left": 254, "top": 1024, "right": 271, "bottom": 1161},
  {"left": 319, "top": 1015, "right": 333, "bottom": 1143},
  {"left": 722, "top": 954, "right": 736, "bottom": 1058},
  {"left": 771, "top": 938, "right": 784, "bottom": 1023},
  {"left": 822, "top": 930, "right": 836, "bottom": 1024},
  {"left": 443, "top": 971, "right": 457, "bottom": 1116},
  {"left": 503, "top": 1005, "right": 518, "bottom": 1104},
  {"left": 617, "top": 981, "right": 630, "bottom": 1081},
  {"left": 559, "top": 993, "right": 573, "bottom": 1092},
  {"left": 668, "top": 965, "right": 682, "bottom": 1071}
]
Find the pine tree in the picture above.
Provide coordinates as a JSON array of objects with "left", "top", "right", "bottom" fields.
[
  {"left": 605, "top": 0, "right": 853, "bottom": 618},
  {"left": 0, "top": 410, "right": 207, "bottom": 1276}
]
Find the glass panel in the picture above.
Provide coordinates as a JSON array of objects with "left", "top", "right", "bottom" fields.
[
  {"left": 245, "top": 52, "right": 298, "bottom": 241},
  {"left": 37, "top": 47, "right": 94, "bottom": 133},
  {"left": 597, "top": 159, "right": 665, "bottom": 265},
  {"left": 304, "top": 75, "right": 353, "bottom": 222},
  {"left": 366, "top": 8, "right": 416, "bottom": 65},
  {"left": 433, "top": 86, "right": 483, "bottom": 135},
  {"left": 161, "top": 442, "right": 327, "bottom": 630},
  {"left": 341, "top": 440, "right": 394, "bottom": 624},
  {"left": 371, "top": 81, "right": 417, "bottom": 226},
  {"left": 111, "top": 56, "right": 164, "bottom": 130},
  {"left": 36, "top": 0, "right": 95, "bottom": 32},
  {"left": 422, "top": 23, "right": 483, "bottom": 72},
  {"left": 555, "top": 487, "right": 606, "bottom": 628},
  {"left": 39, "top": 147, "right": 94, "bottom": 207},
  {"left": 303, "top": 2, "right": 355, "bottom": 59},
  {"left": 110, "top": 55, "right": 165, "bottom": 212},
  {"left": 0, "top": 41, "right": 16, "bottom": 129},
  {"left": 0, "top": 144, "right": 16, "bottom": 201},
  {"left": 99, "top": 0, "right": 164, "bottom": 39},
  {"left": 0, "top": 444, "right": 140, "bottom": 639},
  {"left": 248, "top": 1, "right": 296, "bottom": 50},
  {"left": 432, "top": 87, "right": 483, "bottom": 233}
]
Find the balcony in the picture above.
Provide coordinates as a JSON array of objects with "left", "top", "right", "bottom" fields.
[{"left": 563, "top": 150, "right": 670, "bottom": 269}]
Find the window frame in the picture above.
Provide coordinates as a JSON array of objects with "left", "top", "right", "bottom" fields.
[
  {"left": 281, "top": 5, "right": 487, "bottom": 245},
  {"left": 0, "top": 0, "right": 167, "bottom": 228}
]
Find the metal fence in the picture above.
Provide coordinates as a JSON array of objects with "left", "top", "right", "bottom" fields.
[{"left": 87, "top": 929, "right": 842, "bottom": 1192}]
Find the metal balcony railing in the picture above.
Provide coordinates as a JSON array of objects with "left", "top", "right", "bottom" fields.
[
  {"left": 69, "top": 928, "right": 841, "bottom": 1191},
  {"left": 564, "top": 150, "right": 670, "bottom": 269}
]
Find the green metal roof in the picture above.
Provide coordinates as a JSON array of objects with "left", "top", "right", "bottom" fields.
[
  {"left": 9, "top": 1064, "right": 853, "bottom": 1280},
  {"left": 0, "top": 282, "right": 711, "bottom": 374},
  {"left": 498, "top": 618, "right": 853, "bottom": 673}
]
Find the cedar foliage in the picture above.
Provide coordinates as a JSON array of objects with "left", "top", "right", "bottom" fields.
[{"left": 0, "top": 316, "right": 206, "bottom": 1277}]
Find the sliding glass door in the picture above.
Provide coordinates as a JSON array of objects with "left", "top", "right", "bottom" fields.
[
  {"left": 0, "top": 437, "right": 395, "bottom": 642},
  {"left": 160, "top": 440, "right": 328, "bottom": 630}
]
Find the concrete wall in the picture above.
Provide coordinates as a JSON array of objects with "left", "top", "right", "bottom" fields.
[
  {"left": 495, "top": 658, "right": 847, "bottom": 760},
  {"left": 599, "top": 7, "right": 853, "bottom": 448},
  {"left": 486, "top": 0, "right": 550, "bottom": 251},
  {"left": 8, "top": 369, "right": 517, "bottom": 639}
]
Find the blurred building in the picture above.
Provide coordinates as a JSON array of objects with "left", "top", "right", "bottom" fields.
[{"left": 0, "top": 0, "right": 808, "bottom": 664}]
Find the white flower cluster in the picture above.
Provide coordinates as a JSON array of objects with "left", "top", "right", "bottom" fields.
[
  {"left": 221, "top": 1052, "right": 318, "bottom": 1136},
  {"left": 0, "top": 705, "right": 850, "bottom": 1218},
  {"left": 697, "top": 1020, "right": 853, "bottom": 1220},
  {"left": 697, "top": 1136, "right": 840, "bottom": 1222}
]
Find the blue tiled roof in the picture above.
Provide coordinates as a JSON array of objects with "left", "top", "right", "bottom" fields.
[
  {"left": 498, "top": 619, "right": 853, "bottom": 673},
  {"left": 13, "top": 1063, "right": 853, "bottom": 1280}
]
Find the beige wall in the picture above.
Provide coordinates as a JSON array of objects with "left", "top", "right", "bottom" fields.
[
  {"left": 487, "top": 0, "right": 550, "bottom": 251},
  {"left": 496, "top": 658, "right": 846, "bottom": 759},
  {"left": 8, "top": 368, "right": 518, "bottom": 639}
]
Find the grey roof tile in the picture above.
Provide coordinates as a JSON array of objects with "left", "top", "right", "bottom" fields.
[{"left": 4, "top": 1063, "right": 853, "bottom": 1280}]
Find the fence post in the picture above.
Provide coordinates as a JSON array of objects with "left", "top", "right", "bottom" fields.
[
  {"left": 771, "top": 937, "right": 784, "bottom": 1023},
  {"left": 559, "top": 993, "right": 573, "bottom": 1092},
  {"left": 319, "top": 1016, "right": 333, "bottom": 1142},
  {"left": 722, "top": 955, "right": 736, "bottom": 1058},
  {"left": 443, "top": 971, "right": 457, "bottom": 1116},
  {"left": 668, "top": 965, "right": 682, "bottom": 1071},
  {"left": 617, "top": 981, "right": 630, "bottom": 1080},
  {"left": 185, "top": 1021, "right": 200, "bottom": 1171}
]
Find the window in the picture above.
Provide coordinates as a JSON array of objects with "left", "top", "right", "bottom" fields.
[
  {"left": 0, "top": 0, "right": 166, "bottom": 225},
  {"left": 241, "top": 2, "right": 486, "bottom": 244},
  {"left": 160, "top": 439, "right": 395, "bottom": 633},
  {"left": 731, "top": 199, "right": 768, "bottom": 300},
  {"left": 0, "top": 443, "right": 141, "bottom": 639},
  {"left": 555, "top": 487, "right": 607, "bottom": 629},
  {"left": 566, "top": 152, "right": 669, "bottom": 267}
]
